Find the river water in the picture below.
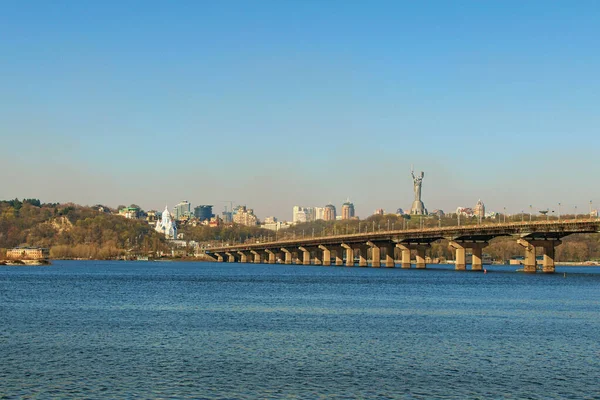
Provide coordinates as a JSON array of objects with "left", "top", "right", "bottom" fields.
[{"left": 1, "top": 261, "right": 599, "bottom": 399}]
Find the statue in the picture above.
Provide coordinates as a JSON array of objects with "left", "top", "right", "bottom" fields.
[
  {"left": 410, "top": 168, "right": 428, "bottom": 215},
  {"left": 412, "top": 170, "right": 424, "bottom": 202}
]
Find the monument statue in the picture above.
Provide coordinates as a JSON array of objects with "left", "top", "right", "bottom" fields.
[{"left": 410, "top": 168, "right": 428, "bottom": 215}]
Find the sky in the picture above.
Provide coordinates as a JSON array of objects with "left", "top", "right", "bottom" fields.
[{"left": 1, "top": 1, "right": 599, "bottom": 220}]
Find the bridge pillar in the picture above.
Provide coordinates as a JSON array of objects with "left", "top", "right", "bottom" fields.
[
  {"left": 541, "top": 240, "right": 561, "bottom": 273},
  {"left": 517, "top": 239, "right": 537, "bottom": 273},
  {"left": 299, "top": 246, "right": 311, "bottom": 266},
  {"left": 415, "top": 246, "right": 427, "bottom": 269},
  {"left": 449, "top": 242, "right": 466, "bottom": 270},
  {"left": 214, "top": 253, "right": 223, "bottom": 263},
  {"left": 383, "top": 244, "right": 396, "bottom": 268},
  {"left": 341, "top": 244, "right": 354, "bottom": 267},
  {"left": 520, "top": 239, "right": 562, "bottom": 274},
  {"left": 225, "top": 252, "right": 237, "bottom": 263},
  {"left": 357, "top": 245, "right": 368, "bottom": 267},
  {"left": 335, "top": 247, "right": 344, "bottom": 266},
  {"left": 265, "top": 249, "right": 276, "bottom": 264},
  {"left": 250, "top": 250, "right": 262, "bottom": 264},
  {"left": 471, "top": 244, "right": 486, "bottom": 271},
  {"left": 367, "top": 242, "right": 381, "bottom": 267},
  {"left": 396, "top": 244, "right": 411, "bottom": 268},
  {"left": 237, "top": 251, "right": 248, "bottom": 263},
  {"left": 281, "top": 248, "right": 292, "bottom": 265},
  {"left": 318, "top": 245, "right": 331, "bottom": 266}
]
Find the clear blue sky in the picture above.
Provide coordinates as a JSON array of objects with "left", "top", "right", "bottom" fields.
[{"left": 1, "top": 1, "right": 598, "bottom": 219}]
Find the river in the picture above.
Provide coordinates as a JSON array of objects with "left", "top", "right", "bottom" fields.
[{"left": 1, "top": 261, "right": 599, "bottom": 398}]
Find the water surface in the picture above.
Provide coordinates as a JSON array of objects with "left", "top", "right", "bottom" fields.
[{"left": 1, "top": 261, "right": 599, "bottom": 399}]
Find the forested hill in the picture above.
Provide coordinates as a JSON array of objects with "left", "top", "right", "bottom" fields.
[{"left": 0, "top": 199, "right": 168, "bottom": 259}]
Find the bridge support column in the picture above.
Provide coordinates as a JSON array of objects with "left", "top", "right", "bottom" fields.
[
  {"left": 383, "top": 244, "right": 395, "bottom": 268},
  {"left": 541, "top": 240, "right": 561, "bottom": 274},
  {"left": 335, "top": 248, "right": 344, "bottom": 266},
  {"left": 471, "top": 244, "right": 486, "bottom": 271},
  {"left": 396, "top": 245, "right": 411, "bottom": 268},
  {"left": 265, "top": 249, "right": 276, "bottom": 264},
  {"left": 367, "top": 242, "right": 381, "bottom": 267},
  {"left": 214, "top": 253, "right": 223, "bottom": 263},
  {"left": 318, "top": 245, "right": 331, "bottom": 266},
  {"left": 342, "top": 244, "right": 354, "bottom": 267},
  {"left": 299, "top": 246, "right": 311, "bottom": 266},
  {"left": 225, "top": 252, "right": 237, "bottom": 263},
  {"left": 517, "top": 239, "right": 537, "bottom": 273},
  {"left": 358, "top": 246, "right": 368, "bottom": 267},
  {"left": 281, "top": 248, "right": 292, "bottom": 265},
  {"left": 449, "top": 242, "right": 466, "bottom": 271},
  {"left": 237, "top": 251, "right": 248, "bottom": 264},
  {"left": 415, "top": 246, "right": 427, "bottom": 269}
]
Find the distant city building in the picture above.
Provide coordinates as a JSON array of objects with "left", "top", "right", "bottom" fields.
[
  {"left": 474, "top": 199, "right": 485, "bottom": 219},
  {"left": 396, "top": 208, "right": 405, "bottom": 215},
  {"left": 341, "top": 200, "right": 355, "bottom": 220},
  {"left": 119, "top": 206, "right": 140, "bottom": 219},
  {"left": 592, "top": 209, "right": 599, "bottom": 218},
  {"left": 264, "top": 216, "right": 277, "bottom": 224},
  {"left": 6, "top": 247, "right": 49, "bottom": 260},
  {"left": 314, "top": 207, "right": 325, "bottom": 221},
  {"left": 174, "top": 200, "right": 192, "bottom": 220},
  {"left": 293, "top": 206, "right": 318, "bottom": 223},
  {"left": 221, "top": 210, "right": 233, "bottom": 224},
  {"left": 431, "top": 209, "right": 445, "bottom": 217},
  {"left": 194, "top": 205, "right": 213, "bottom": 221},
  {"left": 146, "top": 210, "right": 159, "bottom": 223},
  {"left": 456, "top": 207, "right": 475, "bottom": 217},
  {"left": 374, "top": 208, "right": 384, "bottom": 216},
  {"left": 323, "top": 204, "right": 337, "bottom": 221},
  {"left": 155, "top": 205, "right": 177, "bottom": 239},
  {"left": 233, "top": 205, "right": 258, "bottom": 226},
  {"left": 262, "top": 220, "right": 291, "bottom": 231}
]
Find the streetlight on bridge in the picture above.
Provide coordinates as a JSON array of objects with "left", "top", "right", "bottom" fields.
[{"left": 558, "top": 202, "right": 561, "bottom": 219}]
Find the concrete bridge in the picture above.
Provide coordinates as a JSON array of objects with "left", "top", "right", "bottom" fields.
[{"left": 204, "top": 220, "right": 600, "bottom": 273}]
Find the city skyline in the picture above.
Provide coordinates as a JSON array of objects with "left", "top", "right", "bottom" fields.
[{"left": 1, "top": 2, "right": 598, "bottom": 219}]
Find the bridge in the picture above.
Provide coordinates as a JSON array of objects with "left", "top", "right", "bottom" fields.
[{"left": 203, "top": 220, "right": 600, "bottom": 273}]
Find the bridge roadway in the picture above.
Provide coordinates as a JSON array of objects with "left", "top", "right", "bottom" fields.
[{"left": 204, "top": 220, "right": 600, "bottom": 273}]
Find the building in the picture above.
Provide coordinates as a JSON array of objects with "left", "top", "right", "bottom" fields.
[
  {"left": 221, "top": 210, "right": 233, "bottom": 224},
  {"left": 323, "top": 204, "right": 336, "bottom": 221},
  {"left": 6, "top": 247, "right": 49, "bottom": 260},
  {"left": 292, "top": 206, "right": 317, "bottom": 224},
  {"left": 233, "top": 206, "right": 258, "bottom": 226},
  {"left": 194, "top": 205, "right": 213, "bottom": 222},
  {"left": 174, "top": 201, "right": 192, "bottom": 220},
  {"left": 374, "top": 208, "right": 384, "bottom": 216},
  {"left": 474, "top": 199, "right": 485, "bottom": 220},
  {"left": 341, "top": 200, "right": 355, "bottom": 220},
  {"left": 431, "top": 209, "right": 445, "bottom": 217},
  {"left": 456, "top": 207, "right": 475, "bottom": 217},
  {"left": 155, "top": 205, "right": 177, "bottom": 239},
  {"left": 396, "top": 208, "right": 405, "bottom": 215},
  {"left": 146, "top": 210, "right": 159, "bottom": 223},
  {"left": 119, "top": 206, "right": 140, "bottom": 219},
  {"left": 264, "top": 216, "right": 277, "bottom": 224},
  {"left": 314, "top": 207, "right": 325, "bottom": 221}
]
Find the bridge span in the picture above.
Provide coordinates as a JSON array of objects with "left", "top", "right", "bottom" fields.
[{"left": 204, "top": 220, "right": 600, "bottom": 273}]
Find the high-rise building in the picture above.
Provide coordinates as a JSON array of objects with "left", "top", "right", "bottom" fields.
[
  {"left": 474, "top": 199, "right": 485, "bottom": 220},
  {"left": 174, "top": 200, "right": 192, "bottom": 220},
  {"left": 194, "top": 205, "right": 213, "bottom": 221},
  {"left": 293, "top": 206, "right": 316, "bottom": 223},
  {"left": 323, "top": 204, "right": 336, "bottom": 221},
  {"left": 314, "top": 207, "right": 325, "bottom": 221},
  {"left": 341, "top": 200, "right": 355, "bottom": 220},
  {"left": 233, "top": 205, "right": 258, "bottom": 226}
]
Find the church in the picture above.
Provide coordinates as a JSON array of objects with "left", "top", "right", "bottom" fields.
[{"left": 155, "top": 205, "right": 177, "bottom": 240}]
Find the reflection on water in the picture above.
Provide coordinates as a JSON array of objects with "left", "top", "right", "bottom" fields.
[{"left": 1, "top": 261, "right": 599, "bottom": 399}]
